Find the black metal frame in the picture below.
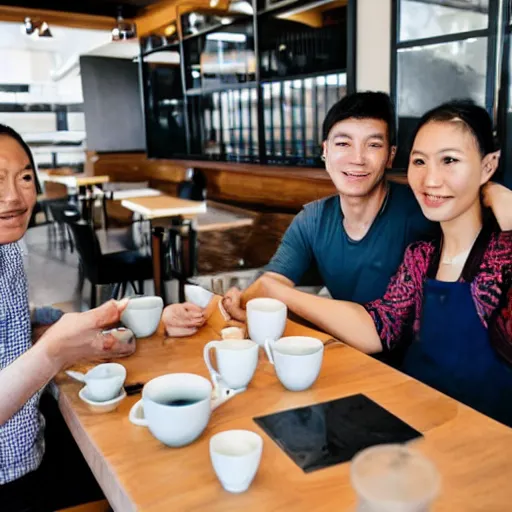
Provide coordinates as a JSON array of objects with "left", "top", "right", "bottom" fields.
[
  {"left": 141, "top": 0, "right": 358, "bottom": 168},
  {"left": 500, "top": 2, "right": 512, "bottom": 187}
]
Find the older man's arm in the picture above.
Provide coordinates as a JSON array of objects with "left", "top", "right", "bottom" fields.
[{"left": 0, "top": 300, "right": 134, "bottom": 425}]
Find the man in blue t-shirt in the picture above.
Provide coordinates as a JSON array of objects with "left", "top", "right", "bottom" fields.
[{"left": 220, "top": 91, "right": 435, "bottom": 320}]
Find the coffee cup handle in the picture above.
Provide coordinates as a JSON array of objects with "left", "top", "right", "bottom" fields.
[
  {"left": 129, "top": 399, "right": 148, "bottom": 427},
  {"left": 203, "top": 341, "right": 223, "bottom": 383},
  {"left": 210, "top": 383, "right": 243, "bottom": 411},
  {"left": 264, "top": 338, "right": 275, "bottom": 365}
]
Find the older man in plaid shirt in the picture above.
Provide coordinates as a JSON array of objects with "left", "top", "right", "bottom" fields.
[{"left": 0, "top": 124, "right": 135, "bottom": 511}]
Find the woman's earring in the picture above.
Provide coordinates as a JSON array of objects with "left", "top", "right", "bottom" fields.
[{"left": 321, "top": 154, "right": 326, "bottom": 162}]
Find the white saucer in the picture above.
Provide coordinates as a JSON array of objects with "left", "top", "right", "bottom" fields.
[{"left": 79, "top": 387, "right": 126, "bottom": 413}]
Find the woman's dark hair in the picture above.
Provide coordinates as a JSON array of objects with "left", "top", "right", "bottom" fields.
[
  {"left": 322, "top": 91, "right": 396, "bottom": 146},
  {"left": 411, "top": 100, "right": 497, "bottom": 157},
  {"left": 0, "top": 123, "right": 41, "bottom": 193}
]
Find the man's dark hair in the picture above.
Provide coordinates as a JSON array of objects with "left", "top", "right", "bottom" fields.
[
  {"left": 0, "top": 123, "right": 41, "bottom": 193},
  {"left": 322, "top": 91, "right": 396, "bottom": 146}
]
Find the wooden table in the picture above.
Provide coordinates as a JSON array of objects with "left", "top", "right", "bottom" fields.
[
  {"left": 192, "top": 201, "right": 256, "bottom": 233},
  {"left": 43, "top": 174, "right": 111, "bottom": 226},
  {"left": 56, "top": 304, "right": 512, "bottom": 512},
  {"left": 43, "top": 174, "right": 110, "bottom": 188},
  {"left": 121, "top": 196, "right": 207, "bottom": 303}
]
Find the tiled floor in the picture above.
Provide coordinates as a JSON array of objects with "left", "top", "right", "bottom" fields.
[{"left": 23, "top": 224, "right": 84, "bottom": 309}]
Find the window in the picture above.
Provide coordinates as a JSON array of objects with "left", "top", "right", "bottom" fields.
[{"left": 392, "top": 0, "right": 502, "bottom": 168}]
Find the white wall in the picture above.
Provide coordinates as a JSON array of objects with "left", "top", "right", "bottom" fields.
[{"left": 356, "top": 0, "right": 392, "bottom": 93}]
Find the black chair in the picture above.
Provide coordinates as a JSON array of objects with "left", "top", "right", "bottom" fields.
[
  {"left": 66, "top": 220, "right": 153, "bottom": 308},
  {"left": 166, "top": 170, "right": 207, "bottom": 301},
  {"left": 47, "top": 200, "right": 81, "bottom": 251}
]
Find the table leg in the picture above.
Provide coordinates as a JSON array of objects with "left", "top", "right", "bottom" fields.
[
  {"left": 178, "top": 222, "right": 197, "bottom": 303},
  {"left": 151, "top": 226, "right": 167, "bottom": 304},
  {"left": 98, "top": 184, "right": 108, "bottom": 230},
  {"left": 78, "top": 185, "right": 88, "bottom": 222}
]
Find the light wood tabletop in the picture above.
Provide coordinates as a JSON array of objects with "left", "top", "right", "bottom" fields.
[
  {"left": 121, "top": 195, "right": 207, "bottom": 219},
  {"left": 55, "top": 299, "right": 512, "bottom": 512},
  {"left": 43, "top": 174, "right": 110, "bottom": 188},
  {"left": 192, "top": 201, "right": 257, "bottom": 233}
]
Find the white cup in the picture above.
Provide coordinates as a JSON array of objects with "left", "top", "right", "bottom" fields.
[
  {"left": 120, "top": 296, "right": 164, "bottom": 338},
  {"left": 184, "top": 284, "right": 214, "bottom": 308},
  {"left": 128, "top": 373, "right": 239, "bottom": 447},
  {"left": 83, "top": 363, "right": 126, "bottom": 402},
  {"left": 210, "top": 430, "right": 263, "bottom": 493},
  {"left": 351, "top": 444, "right": 440, "bottom": 512},
  {"left": 264, "top": 336, "right": 324, "bottom": 391},
  {"left": 246, "top": 298, "right": 287, "bottom": 346},
  {"left": 204, "top": 339, "right": 259, "bottom": 390}
]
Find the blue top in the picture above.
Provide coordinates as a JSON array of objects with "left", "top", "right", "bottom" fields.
[{"left": 265, "top": 182, "right": 436, "bottom": 304}]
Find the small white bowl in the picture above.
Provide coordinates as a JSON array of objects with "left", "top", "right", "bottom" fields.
[{"left": 79, "top": 387, "right": 127, "bottom": 414}]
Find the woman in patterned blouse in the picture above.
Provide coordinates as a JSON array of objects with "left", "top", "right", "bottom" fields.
[{"left": 251, "top": 101, "right": 512, "bottom": 426}]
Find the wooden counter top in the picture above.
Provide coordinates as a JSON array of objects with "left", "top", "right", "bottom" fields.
[{"left": 56, "top": 299, "right": 512, "bottom": 512}]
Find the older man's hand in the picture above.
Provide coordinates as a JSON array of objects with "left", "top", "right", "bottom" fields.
[{"left": 41, "top": 299, "right": 135, "bottom": 368}]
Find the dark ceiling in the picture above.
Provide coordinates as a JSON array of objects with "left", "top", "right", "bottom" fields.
[{"left": 1, "top": 0, "right": 162, "bottom": 19}]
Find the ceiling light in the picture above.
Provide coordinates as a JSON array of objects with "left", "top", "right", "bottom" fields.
[
  {"left": 164, "top": 24, "right": 176, "bottom": 37},
  {"left": 111, "top": 7, "right": 137, "bottom": 41},
  {"left": 228, "top": 0, "right": 254, "bottom": 15},
  {"left": 24, "top": 17, "right": 53, "bottom": 38}
]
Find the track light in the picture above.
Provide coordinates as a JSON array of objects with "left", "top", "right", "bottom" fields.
[
  {"left": 24, "top": 17, "right": 53, "bottom": 38},
  {"left": 111, "top": 7, "right": 137, "bottom": 41}
]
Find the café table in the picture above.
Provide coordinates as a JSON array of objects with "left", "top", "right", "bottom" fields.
[
  {"left": 121, "top": 195, "right": 207, "bottom": 304},
  {"left": 55, "top": 299, "right": 512, "bottom": 512},
  {"left": 43, "top": 173, "right": 110, "bottom": 227}
]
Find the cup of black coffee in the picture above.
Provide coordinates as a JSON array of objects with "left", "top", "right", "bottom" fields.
[{"left": 129, "top": 373, "right": 237, "bottom": 447}]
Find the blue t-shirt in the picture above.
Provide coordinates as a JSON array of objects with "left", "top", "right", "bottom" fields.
[{"left": 265, "top": 182, "right": 436, "bottom": 304}]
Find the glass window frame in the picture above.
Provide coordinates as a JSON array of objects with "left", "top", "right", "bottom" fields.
[
  {"left": 390, "top": 0, "right": 511, "bottom": 173},
  {"left": 391, "top": 0, "right": 499, "bottom": 117}
]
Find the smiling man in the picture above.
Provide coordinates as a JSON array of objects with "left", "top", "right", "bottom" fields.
[{"left": 221, "top": 92, "right": 436, "bottom": 322}]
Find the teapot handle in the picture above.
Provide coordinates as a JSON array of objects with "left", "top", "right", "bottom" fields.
[{"left": 211, "top": 382, "right": 244, "bottom": 410}]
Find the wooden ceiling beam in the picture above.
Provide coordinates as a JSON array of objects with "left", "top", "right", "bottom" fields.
[{"left": 0, "top": 5, "right": 119, "bottom": 31}]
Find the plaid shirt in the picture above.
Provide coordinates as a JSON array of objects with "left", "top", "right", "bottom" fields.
[{"left": 0, "top": 243, "right": 44, "bottom": 484}]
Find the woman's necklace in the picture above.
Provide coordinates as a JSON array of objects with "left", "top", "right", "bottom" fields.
[{"left": 440, "top": 231, "right": 480, "bottom": 266}]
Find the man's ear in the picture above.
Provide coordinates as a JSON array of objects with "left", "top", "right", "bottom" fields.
[
  {"left": 321, "top": 140, "right": 327, "bottom": 161},
  {"left": 387, "top": 145, "right": 397, "bottom": 168},
  {"left": 480, "top": 149, "right": 501, "bottom": 185}
]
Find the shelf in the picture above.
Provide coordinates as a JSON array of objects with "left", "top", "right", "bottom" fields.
[
  {"left": 181, "top": 18, "right": 252, "bottom": 43},
  {"left": 185, "top": 81, "right": 258, "bottom": 96},
  {"left": 260, "top": 68, "right": 346, "bottom": 84},
  {"left": 140, "top": 42, "right": 180, "bottom": 59}
]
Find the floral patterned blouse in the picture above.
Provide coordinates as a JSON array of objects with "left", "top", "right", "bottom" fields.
[{"left": 364, "top": 218, "right": 512, "bottom": 364}]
